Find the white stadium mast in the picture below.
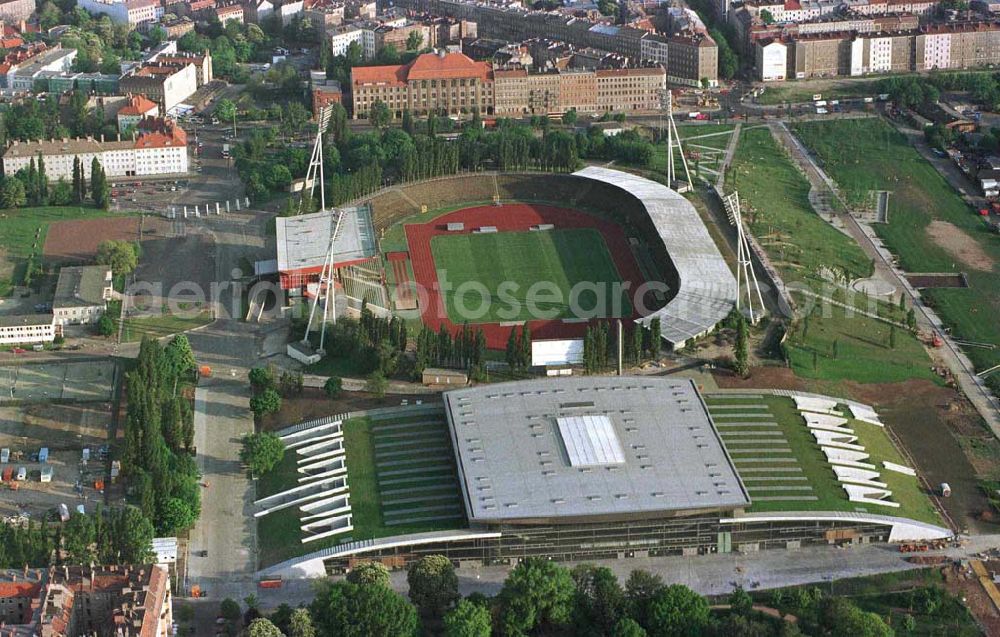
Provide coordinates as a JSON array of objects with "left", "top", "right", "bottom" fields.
[
  {"left": 661, "top": 89, "right": 693, "bottom": 193},
  {"left": 301, "top": 106, "right": 343, "bottom": 355},
  {"left": 722, "top": 191, "right": 765, "bottom": 324}
]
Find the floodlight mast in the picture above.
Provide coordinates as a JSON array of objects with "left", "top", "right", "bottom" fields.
[
  {"left": 661, "top": 89, "right": 693, "bottom": 193},
  {"left": 722, "top": 191, "right": 765, "bottom": 323},
  {"left": 301, "top": 107, "right": 341, "bottom": 354}
]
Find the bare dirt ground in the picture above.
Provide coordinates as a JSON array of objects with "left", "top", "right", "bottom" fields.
[
  {"left": 926, "top": 220, "right": 995, "bottom": 272},
  {"left": 259, "top": 387, "right": 440, "bottom": 432},
  {"left": 714, "top": 368, "right": 997, "bottom": 534},
  {"left": 43, "top": 216, "right": 171, "bottom": 263},
  {"left": 0, "top": 403, "right": 111, "bottom": 519},
  {"left": 944, "top": 562, "right": 1000, "bottom": 635}
]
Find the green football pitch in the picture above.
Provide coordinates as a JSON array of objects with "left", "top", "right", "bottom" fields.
[{"left": 429, "top": 228, "right": 630, "bottom": 323}]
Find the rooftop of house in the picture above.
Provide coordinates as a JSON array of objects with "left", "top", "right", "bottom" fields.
[{"left": 53, "top": 265, "right": 112, "bottom": 310}]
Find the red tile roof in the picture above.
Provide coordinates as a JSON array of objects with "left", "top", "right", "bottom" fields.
[
  {"left": 352, "top": 52, "right": 492, "bottom": 87},
  {"left": 119, "top": 94, "right": 159, "bottom": 116}
]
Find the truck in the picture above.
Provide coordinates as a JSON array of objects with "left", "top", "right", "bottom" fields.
[
  {"left": 222, "top": 143, "right": 231, "bottom": 158},
  {"left": 38, "top": 447, "right": 48, "bottom": 464}
]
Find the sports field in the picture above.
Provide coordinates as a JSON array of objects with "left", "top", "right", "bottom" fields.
[{"left": 430, "top": 228, "right": 629, "bottom": 324}]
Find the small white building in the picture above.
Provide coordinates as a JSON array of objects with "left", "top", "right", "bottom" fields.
[
  {"left": 53, "top": 265, "right": 113, "bottom": 326},
  {"left": 756, "top": 39, "right": 787, "bottom": 82},
  {"left": 0, "top": 314, "right": 56, "bottom": 345}
]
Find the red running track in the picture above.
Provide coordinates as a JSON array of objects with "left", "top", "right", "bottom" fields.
[{"left": 404, "top": 204, "right": 647, "bottom": 349}]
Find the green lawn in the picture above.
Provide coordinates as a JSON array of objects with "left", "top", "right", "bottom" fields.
[
  {"left": 792, "top": 118, "right": 1000, "bottom": 389},
  {"left": 0, "top": 205, "right": 131, "bottom": 296},
  {"left": 784, "top": 298, "right": 939, "bottom": 385},
  {"left": 727, "top": 126, "right": 873, "bottom": 288},
  {"left": 121, "top": 310, "right": 212, "bottom": 342},
  {"left": 430, "top": 228, "right": 629, "bottom": 323},
  {"left": 707, "top": 395, "right": 943, "bottom": 525}
]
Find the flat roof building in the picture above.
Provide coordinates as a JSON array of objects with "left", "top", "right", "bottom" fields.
[{"left": 445, "top": 377, "right": 750, "bottom": 524}]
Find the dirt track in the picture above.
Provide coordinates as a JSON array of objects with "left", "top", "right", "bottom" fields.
[{"left": 43, "top": 216, "right": 171, "bottom": 262}]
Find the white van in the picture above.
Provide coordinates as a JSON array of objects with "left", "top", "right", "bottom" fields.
[
  {"left": 16, "top": 466, "right": 27, "bottom": 481},
  {"left": 40, "top": 466, "right": 53, "bottom": 483}
]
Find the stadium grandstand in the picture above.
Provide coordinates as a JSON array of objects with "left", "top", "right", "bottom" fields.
[
  {"left": 573, "top": 166, "right": 737, "bottom": 347},
  {"left": 258, "top": 378, "right": 951, "bottom": 580}
]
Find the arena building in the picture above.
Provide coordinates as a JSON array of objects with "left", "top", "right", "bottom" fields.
[{"left": 258, "top": 377, "right": 952, "bottom": 579}]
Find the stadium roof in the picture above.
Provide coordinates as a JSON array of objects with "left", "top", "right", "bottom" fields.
[
  {"left": 275, "top": 206, "right": 377, "bottom": 274},
  {"left": 574, "top": 166, "right": 738, "bottom": 346},
  {"left": 444, "top": 377, "right": 750, "bottom": 523}
]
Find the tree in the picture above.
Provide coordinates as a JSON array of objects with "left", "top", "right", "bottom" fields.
[
  {"left": 91, "top": 157, "right": 110, "bottom": 209},
  {"left": 96, "top": 240, "right": 138, "bottom": 275},
  {"left": 369, "top": 100, "right": 391, "bottom": 129},
  {"left": 324, "top": 376, "right": 343, "bottom": 399},
  {"left": 497, "top": 558, "right": 576, "bottom": 636},
  {"left": 220, "top": 598, "right": 242, "bottom": 621},
  {"left": 733, "top": 312, "right": 750, "bottom": 378},
  {"left": 249, "top": 366, "right": 276, "bottom": 391},
  {"left": 215, "top": 98, "right": 237, "bottom": 123},
  {"left": 249, "top": 388, "right": 282, "bottom": 417},
  {"left": 625, "top": 569, "right": 664, "bottom": 627},
  {"left": 408, "top": 555, "right": 459, "bottom": 619},
  {"left": 366, "top": 371, "right": 388, "bottom": 398},
  {"left": 110, "top": 506, "right": 155, "bottom": 564},
  {"left": 288, "top": 608, "right": 316, "bottom": 637},
  {"left": 165, "top": 334, "right": 196, "bottom": 378},
  {"left": 611, "top": 618, "right": 647, "bottom": 637},
  {"left": 96, "top": 314, "right": 115, "bottom": 337},
  {"left": 729, "top": 587, "right": 753, "bottom": 616},
  {"left": 310, "top": 580, "right": 419, "bottom": 637},
  {"left": 562, "top": 108, "right": 578, "bottom": 126},
  {"left": 405, "top": 30, "right": 423, "bottom": 51},
  {"left": 889, "top": 325, "right": 897, "bottom": 349},
  {"left": 444, "top": 599, "right": 491, "bottom": 637},
  {"left": 158, "top": 497, "right": 197, "bottom": 534},
  {"left": 572, "top": 564, "right": 625, "bottom": 636},
  {"left": 347, "top": 561, "right": 391, "bottom": 587},
  {"left": 644, "top": 585, "right": 710, "bottom": 637},
  {"left": 246, "top": 618, "right": 284, "bottom": 637},
  {"left": 0, "top": 176, "right": 26, "bottom": 208},
  {"left": 240, "top": 432, "right": 285, "bottom": 475}
]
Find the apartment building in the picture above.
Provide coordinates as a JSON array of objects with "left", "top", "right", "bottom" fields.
[
  {"left": 2, "top": 120, "right": 189, "bottom": 180},
  {"left": 117, "top": 93, "right": 160, "bottom": 132},
  {"left": 351, "top": 51, "right": 494, "bottom": 117},
  {"left": 120, "top": 62, "right": 198, "bottom": 112},
  {"left": 329, "top": 23, "right": 364, "bottom": 55},
  {"left": 493, "top": 63, "right": 664, "bottom": 115},
  {"left": 758, "top": 20, "right": 1000, "bottom": 79},
  {"left": 216, "top": 2, "right": 244, "bottom": 23},
  {"left": 0, "top": 0, "right": 35, "bottom": 23},
  {"left": 0, "top": 43, "right": 76, "bottom": 91},
  {"left": 77, "top": 0, "right": 162, "bottom": 25},
  {"left": 595, "top": 67, "right": 664, "bottom": 111},
  {"left": 0, "top": 565, "right": 172, "bottom": 636},
  {"left": 305, "top": 0, "right": 345, "bottom": 28},
  {"left": 756, "top": 38, "right": 788, "bottom": 79},
  {"left": 667, "top": 32, "right": 718, "bottom": 87}
]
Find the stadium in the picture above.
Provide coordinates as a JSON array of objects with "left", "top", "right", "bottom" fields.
[
  {"left": 275, "top": 167, "right": 738, "bottom": 350},
  {"left": 256, "top": 377, "right": 952, "bottom": 579}
]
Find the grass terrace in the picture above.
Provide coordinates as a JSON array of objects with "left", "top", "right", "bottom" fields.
[
  {"left": 705, "top": 394, "right": 943, "bottom": 526},
  {"left": 257, "top": 410, "right": 467, "bottom": 568}
]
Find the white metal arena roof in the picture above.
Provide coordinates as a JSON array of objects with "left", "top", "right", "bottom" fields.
[
  {"left": 275, "top": 206, "right": 377, "bottom": 273},
  {"left": 444, "top": 377, "right": 750, "bottom": 523},
  {"left": 574, "top": 166, "right": 738, "bottom": 347}
]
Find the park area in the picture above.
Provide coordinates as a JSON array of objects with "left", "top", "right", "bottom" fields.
[
  {"left": 704, "top": 393, "right": 942, "bottom": 525},
  {"left": 791, "top": 118, "right": 1000, "bottom": 391},
  {"left": 725, "top": 125, "right": 934, "bottom": 385}
]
